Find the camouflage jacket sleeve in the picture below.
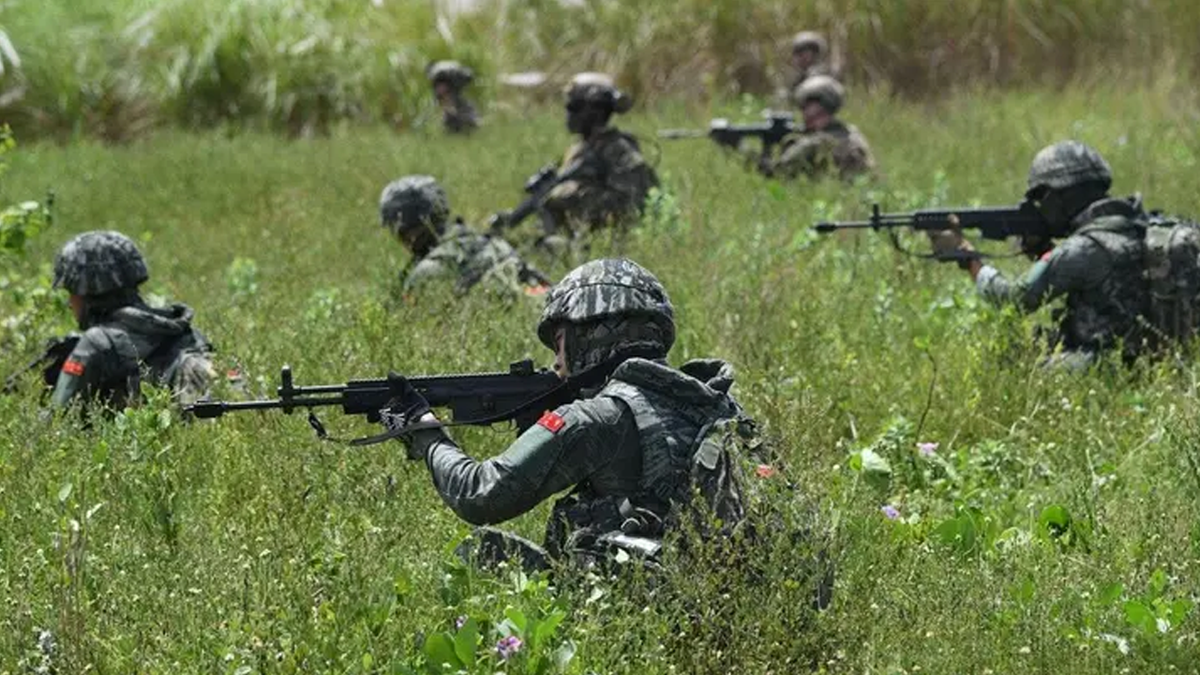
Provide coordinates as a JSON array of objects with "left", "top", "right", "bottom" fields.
[
  {"left": 596, "top": 134, "right": 658, "bottom": 206},
  {"left": 49, "top": 326, "right": 140, "bottom": 409},
  {"left": 405, "top": 397, "right": 638, "bottom": 526},
  {"left": 766, "top": 133, "right": 823, "bottom": 179},
  {"left": 975, "top": 236, "right": 1107, "bottom": 312},
  {"left": 402, "top": 257, "right": 452, "bottom": 294}
]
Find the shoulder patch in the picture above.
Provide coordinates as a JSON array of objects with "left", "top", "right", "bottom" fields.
[
  {"left": 62, "top": 358, "right": 85, "bottom": 377},
  {"left": 536, "top": 410, "right": 566, "bottom": 433}
]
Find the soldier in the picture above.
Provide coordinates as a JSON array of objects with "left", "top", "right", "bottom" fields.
[
  {"left": 376, "top": 258, "right": 754, "bottom": 571},
  {"left": 49, "top": 231, "right": 215, "bottom": 411},
  {"left": 788, "top": 31, "right": 837, "bottom": 90},
  {"left": 381, "top": 175, "right": 550, "bottom": 298},
  {"left": 538, "top": 73, "right": 659, "bottom": 247},
  {"left": 427, "top": 60, "right": 479, "bottom": 134},
  {"left": 928, "top": 141, "right": 1151, "bottom": 370},
  {"left": 761, "top": 75, "right": 875, "bottom": 181}
]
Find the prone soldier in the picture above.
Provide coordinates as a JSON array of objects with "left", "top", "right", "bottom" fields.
[{"left": 380, "top": 175, "right": 550, "bottom": 298}]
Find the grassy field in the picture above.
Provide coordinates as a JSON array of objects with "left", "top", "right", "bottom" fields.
[{"left": 2, "top": 82, "right": 1200, "bottom": 672}]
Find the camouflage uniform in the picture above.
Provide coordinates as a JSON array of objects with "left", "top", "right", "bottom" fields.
[
  {"left": 427, "top": 60, "right": 479, "bottom": 134},
  {"left": 787, "top": 31, "right": 837, "bottom": 91},
  {"left": 541, "top": 129, "right": 659, "bottom": 234},
  {"left": 404, "top": 220, "right": 548, "bottom": 297},
  {"left": 49, "top": 231, "right": 214, "bottom": 410},
  {"left": 380, "top": 175, "right": 548, "bottom": 298},
  {"left": 765, "top": 76, "right": 875, "bottom": 181},
  {"left": 775, "top": 31, "right": 838, "bottom": 105},
  {"left": 973, "top": 143, "right": 1150, "bottom": 367},
  {"left": 540, "top": 74, "right": 659, "bottom": 239},
  {"left": 391, "top": 259, "right": 746, "bottom": 570}
]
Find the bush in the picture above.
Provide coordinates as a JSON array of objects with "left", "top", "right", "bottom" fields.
[{"left": 4, "top": 0, "right": 1200, "bottom": 139}]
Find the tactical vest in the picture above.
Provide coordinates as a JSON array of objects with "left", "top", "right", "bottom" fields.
[
  {"left": 543, "top": 359, "right": 746, "bottom": 561},
  {"left": 94, "top": 305, "right": 214, "bottom": 405}
]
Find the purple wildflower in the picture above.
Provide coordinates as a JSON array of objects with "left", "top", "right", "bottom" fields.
[
  {"left": 917, "top": 442, "right": 939, "bottom": 457},
  {"left": 496, "top": 635, "right": 523, "bottom": 660},
  {"left": 881, "top": 504, "right": 901, "bottom": 520},
  {"left": 454, "top": 615, "right": 467, "bottom": 630}
]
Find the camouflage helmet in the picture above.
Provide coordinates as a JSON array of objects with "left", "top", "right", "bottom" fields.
[
  {"left": 1026, "top": 141, "right": 1113, "bottom": 194},
  {"left": 379, "top": 175, "right": 450, "bottom": 236},
  {"left": 426, "top": 60, "right": 474, "bottom": 89},
  {"left": 793, "top": 75, "right": 844, "bottom": 114},
  {"left": 52, "top": 230, "right": 149, "bottom": 296},
  {"left": 537, "top": 258, "right": 675, "bottom": 351},
  {"left": 564, "top": 72, "right": 633, "bottom": 114},
  {"left": 791, "top": 31, "right": 827, "bottom": 56}
]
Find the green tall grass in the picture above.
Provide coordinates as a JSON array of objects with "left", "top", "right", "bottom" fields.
[
  {"left": 1, "top": 79, "right": 1199, "bottom": 671},
  {"left": 4, "top": 0, "right": 1200, "bottom": 139}
]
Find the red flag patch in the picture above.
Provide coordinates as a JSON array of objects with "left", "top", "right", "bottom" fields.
[
  {"left": 62, "top": 359, "right": 85, "bottom": 377},
  {"left": 755, "top": 464, "right": 778, "bottom": 479},
  {"left": 537, "top": 411, "right": 566, "bottom": 433}
]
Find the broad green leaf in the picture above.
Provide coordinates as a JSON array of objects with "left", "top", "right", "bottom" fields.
[
  {"left": 504, "top": 607, "right": 528, "bottom": 634},
  {"left": 1098, "top": 582, "right": 1124, "bottom": 606},
  {"left": 534, "top": 609, "right": 566, "bottom": 647},
  {"left": 1039, "top": 504, "right": 1071, "bottom": 538},
  {"left": 1149, "top": 569, "right": 1168, "bottom": 598},
  {"left": 453, "top": 618, "right": 478, "bottom": 667},
  {"left": 57, "top": 482, "right": 73, "bottom": 503},
  {"left": 859, "top": 449, "right": 892, "bottom": 475},
  {"left": 1170, "top": 599, "right": 1194, "bottom": 623},
  {"left": 1123, "top": 600, "right": 1155, "bottom": 634},
  {"left": 551, "top": 641, "right": 578, "bottom": 672},
  {"left": 423, "top": 633, "right": 461, "bottom": 670}
]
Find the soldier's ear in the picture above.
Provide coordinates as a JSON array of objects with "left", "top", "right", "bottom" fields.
[{"left": 612, "top": 92, "right": 633, "bottom": 114}]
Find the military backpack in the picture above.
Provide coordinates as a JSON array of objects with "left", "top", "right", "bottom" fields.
[{"left": 1142, "top": 212, "right": 1200, "bottom": 344}]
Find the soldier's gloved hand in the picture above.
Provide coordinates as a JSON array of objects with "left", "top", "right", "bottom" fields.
[
  {"left": 1019, "top": 233, "right": 1054, "bottom": 261},
  {"left": 926, "top": 229, "right": 975, "bottom": 265},
  {"left": 380, "top": 372, "right": 431, "bottom": 458},
  {"left": 486, "top": 211, "right": 511, "bottom": 233}
]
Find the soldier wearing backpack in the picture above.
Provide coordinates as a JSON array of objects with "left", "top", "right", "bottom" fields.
[
  {"left": 928, "top": 141, "right": 1155, "bottom": 369},
  {"left": 377, "top": 258, "right": 760, "bottom": 571},
  {"left": 48, "top": 230, "right": 216, "bottom": 412}
]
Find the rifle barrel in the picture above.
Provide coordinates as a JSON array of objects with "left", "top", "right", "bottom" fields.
[
  {"left": 187, "top": 395, "right": 350, "bottom": 419},
  {"left": 657, "top": 129, "right": 707, "bottom": 139}
]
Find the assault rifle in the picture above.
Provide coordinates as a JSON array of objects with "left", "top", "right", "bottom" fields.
[
  {"left": 659, "top": 112, "right": 799, "bottom": 157},
  {"left": 185, "top": 359, "right": 566, "bottom": 442},
  {"left": 813, "top": 201, "right": 1052, "bottom": 261},
  {"left": 489, "top": 155, "right": 592, "bottom": 232},
  {"left": 3, "top": 334, "right": 80, "bottom": 394}
]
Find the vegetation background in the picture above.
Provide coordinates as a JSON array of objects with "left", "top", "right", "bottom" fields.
[{"left": 2, "top": 0, "right": 1200, "bottom": 672}]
